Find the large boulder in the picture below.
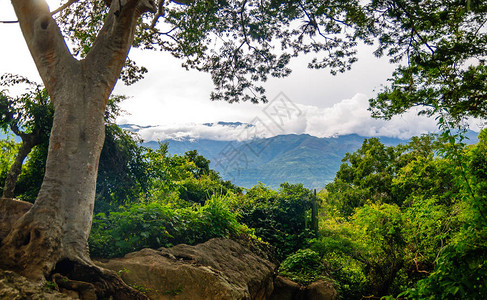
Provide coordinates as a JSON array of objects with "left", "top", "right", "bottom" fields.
[
  {"left": 303, "top": 280, "right": 337, "bottom": 300},
  {"left": 96, "top": 238, "right": 277, "bottom": 300},
  {"left": 270, "top": 275, "right": 300, "bottom": 300}
]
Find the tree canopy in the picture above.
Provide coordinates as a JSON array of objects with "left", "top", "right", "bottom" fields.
[
  {"left": 367, "top": 0, "right": 487, "bottom": 125},
  {"left": 49, "top": 0, "right": 487, "bottom": 123},
  {"left": 53, "top": 0, "right": 373, "bottom": 102}
]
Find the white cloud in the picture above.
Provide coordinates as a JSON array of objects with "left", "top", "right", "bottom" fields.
[
  {"left": 124, "top": 93, "right": 442, "bottom": 141},
  {"left": 135, "top": 123, "right": 258, "bottom": 142},
  {"left": 302, "top": 94, "right": 439, "bottom": 139}
]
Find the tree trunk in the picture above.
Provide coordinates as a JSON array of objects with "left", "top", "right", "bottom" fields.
[
  {"left": 2, "top": 134, "right": 40, "bottom": 199},
  {"left": 0, "top": 0, "right": 156, "bottom": 297},
  {"left": 0, "top": 77, "right": 106, "bottom": 277}
]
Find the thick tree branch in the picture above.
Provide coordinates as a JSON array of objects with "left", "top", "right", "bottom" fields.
[
  {"left": 84, "top": 0, "right": 156, "bottom": 100},
  {"left": 8, "top": 122, "right": 23, "bottom": 138},
  {"left": 11, "top": 0, "right": 76, "bottom": 96}
]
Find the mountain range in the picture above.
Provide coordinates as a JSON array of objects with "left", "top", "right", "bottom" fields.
[{"left": 132, "top": 125, "right": 479, "bottom": 189}]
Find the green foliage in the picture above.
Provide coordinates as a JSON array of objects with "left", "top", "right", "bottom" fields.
[
  {"left": 351, "top": 203, "right": 406, "bottom": 296},
  {"left": 0, "top": 75, "right": 53, "bottom": 140},
  {"left": 15, "top": 143, "right": 49, "bottom": 202},
  {"left": 311, "top": 231, "right": 368, "bottom": 300},
  {"left": 404, "top": 241, "right": 487, "bottom": 300},
  {"left": 178, "top": 174, "right": 241, "bottom": 204},
  {"left": 183, "top": 150, "right": 211, "bottom": 179},
  {"left": 89, "top": 194, "right": 248, "bottom": 258},
  {"left": 317, "top": 132, "right": 487, "bottom": 298},
  {"left": 0, "top": 138, "right": 19, "bottom": 191},
  {"left": 324, "top": 135, "right": 447, "bottom": 218},
  {"left": 96, "top": 123, "right": 148, "bottom": 207},
  {"left": 312, "top": 202, "right": 407, "bottom": 297},
  {"left": 279, "top": 249, "right": 326, "bottom": 285},
  {"left": 393, "top": 155, "right": 459, "bottom": 207},
  {"left": 324, "top": 138, "right": 405, "bottom": 217},
  {"left": 367, "top": 0, "right": 487, "bottom": 127},
  {"left": 144, "top": 143, "right": 241, "bottom": 208},
  {"left": 0, "top": 76, "right": 53, "bottom": 198},
  {"left": 399, "top": 129, "right": 487, "bottom": 299}
]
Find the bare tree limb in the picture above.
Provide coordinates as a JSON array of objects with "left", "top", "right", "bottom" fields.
[
  {"left": 11, "top": 0, "right": 76, "bottom": 95},
  {"left": 151, "top": 0, "right": 165, "bottom": 28},
  {"left": 50, "top": 0, "right": 81, "bottom": 16}
]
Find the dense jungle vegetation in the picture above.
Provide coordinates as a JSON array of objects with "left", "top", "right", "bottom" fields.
[{"left": 1, "top": 112, "right": 486, "bottom": 299}]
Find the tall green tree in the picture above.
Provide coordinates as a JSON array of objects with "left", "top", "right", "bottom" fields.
[
  {"left": 319, "top": 132, "right": 486, "bottom": 298},
  {"left": 402, "top": 130, "right": 487, "bottom": 299}
]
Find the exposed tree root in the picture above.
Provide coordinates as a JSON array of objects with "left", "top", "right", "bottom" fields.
[
  {"left": 0, "top": 207, "right": 61, "bottom": 280},
  {"left": 1, "top": 199, "right": 147, "bottom": 299}
]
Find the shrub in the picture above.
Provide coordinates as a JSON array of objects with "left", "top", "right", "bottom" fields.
[{"left": 279, "top": 249, "right": 326, "bottom": 285}]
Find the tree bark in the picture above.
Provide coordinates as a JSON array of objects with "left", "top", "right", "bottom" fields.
[
  {"left": 2, "top": 133, "right": 40, "bottom": 199},
  {"left": 0, "top": 1, "right": 156, "bottom": 295}
]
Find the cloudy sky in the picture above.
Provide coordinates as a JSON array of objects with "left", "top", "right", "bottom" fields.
[{"left": 0, "top": 1, "right": 468, "bottom": 141}]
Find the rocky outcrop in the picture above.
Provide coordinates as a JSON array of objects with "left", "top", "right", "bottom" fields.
[
  {"left": 270, "top": 276, "right": 337, "bottom": 300},
  {"left": 96, "top": 238, "right": 277, "bottom": 300},
  {"left": 270, "top": 275, "right": 301, "bottom": 300}
]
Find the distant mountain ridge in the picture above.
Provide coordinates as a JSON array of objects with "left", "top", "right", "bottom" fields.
[{"left": 144, "top": 133, "right": 407, "bottom": 189}]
